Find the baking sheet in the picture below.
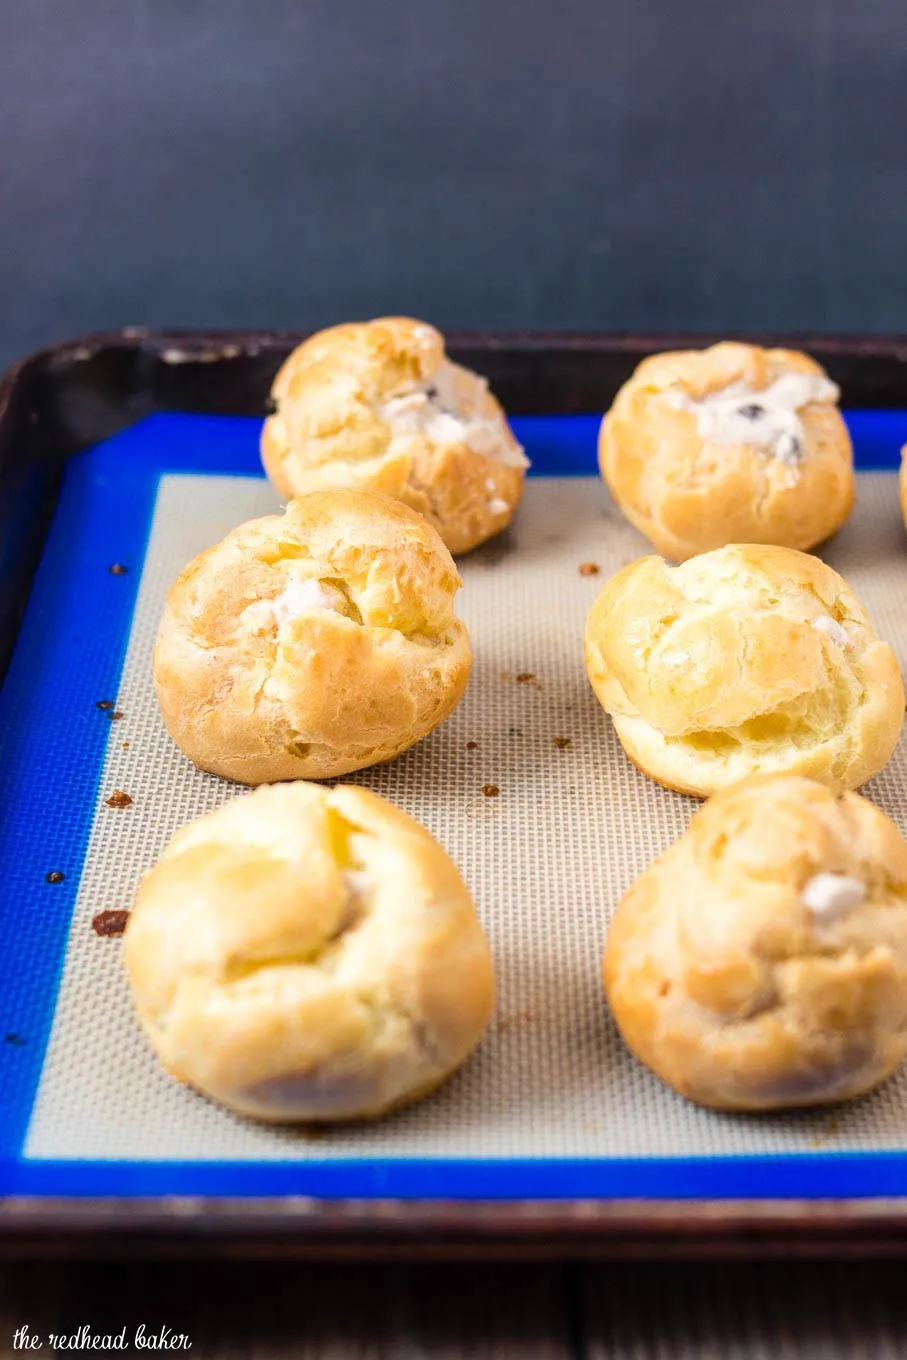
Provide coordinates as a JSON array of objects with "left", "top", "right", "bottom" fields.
[{"left": 20, "top": 461, "right": 907, "bottom": 1169}]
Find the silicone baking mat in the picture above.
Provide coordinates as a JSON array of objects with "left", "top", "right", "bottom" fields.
[{"left": 3, "top": 410, "right": 907, "bottom": 1199}]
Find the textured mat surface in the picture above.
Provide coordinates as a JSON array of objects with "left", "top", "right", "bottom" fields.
[{"left": 23, "top": 470, "right": 907, "bottom": 1163}]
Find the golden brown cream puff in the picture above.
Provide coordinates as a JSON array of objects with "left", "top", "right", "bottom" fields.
[
  {"left": 153, "top": 488, "right": 471, "bottom": 783},
  {"left": 124, "top": 782, "right": 495, "bottom": 1122},
  {"left": 584, "top": 544, "right": 903, "bottom": 797},
  {"left": 604, "top": 774, "right": 907, "bottom": 1110},
  {"left": 600, "top": 343, "right": 853, "bottom": 560},
  {"left": 261, "top": 317, "right": 528, "bottom": 554}
]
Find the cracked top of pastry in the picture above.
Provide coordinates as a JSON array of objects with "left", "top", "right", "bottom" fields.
[
  {"left": 584, "top": 543, "right": 903, "bottom": 797},
  {"left": 123, "top": 782, "right": 495, "bottom": 1123},
  {"left": 153, "top": 488, "right": 472, "bottom": 784},
  {"left": 604, "top": 773, "right": 907, "bottom": 1110},
  {"left": 599, "top": 342, "right": 854, "bottom": 561},
  {"left": 261, "top": 317, "right": 527, "bottom": 555}
]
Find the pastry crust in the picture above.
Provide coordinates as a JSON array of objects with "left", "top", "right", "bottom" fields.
[
  {"left": 261, "top": 317, "right": 528, "bottom": 555},
  {"left": 584, "top": 544, "right": 904, "bottom": 798},
  {"left": 599, "top": 342, "right": 854, "bottom": 561},
  {"left": 153, "top": 487, "right": 471, "bottom": 783},
  {"left": 604, "top": 773, "right": 907, "bottom": 1110},
  {"left": 123, "top": 782, "right": 495, "bottom": 1122}
]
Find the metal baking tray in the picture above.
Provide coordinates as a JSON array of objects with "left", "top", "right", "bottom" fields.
[{"left": 3, "top": 329, "right": 907, "bottom": 1259}]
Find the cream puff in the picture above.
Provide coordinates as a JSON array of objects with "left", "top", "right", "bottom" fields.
[
  {"left": 600, "top": 342, "right": 853, "bottom": 561},
  {"left": 261, "top": 316, "right": 528, "bottom": 554},
  {"left": 584, "top": 544, "right": 903, "bottom": 798},
  {"left": 153, "top": 488, "right": 471, "bottom": 783},
  {"left": 604, "top": 774, "right": 907, "bottom": 1110},
  {"left": 123, "top": 782, "right": 495, "bottom": 1122}
]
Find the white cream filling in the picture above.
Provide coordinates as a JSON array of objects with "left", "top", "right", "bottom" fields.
[
  {"left": 666, "top": 373, "right": 839, "bottom": 467},
  {"left": 812, "top": 615, "right": 852, "bottom": 649},
  {"left": 272, "top": 578, "right": 344, "bottom": 626},
  {"left": 379, "top": 364, "right": 529, "bottom": 469},
  {"left": 802, "top": 872, "right": 865, "bottom": 918},
  {"left": 660, "top": 649, "right": 691, "bottom": 668},
  {"left": 244, "top": 578, "right": 345, "bottom": 631},
  {"left": 344, "top": 868, "right": 371, "bottom": 896}
]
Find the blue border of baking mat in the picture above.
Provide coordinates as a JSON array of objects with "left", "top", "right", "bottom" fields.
[{"left": 1, "top": 410, "right": 906, "bottom": 1200}]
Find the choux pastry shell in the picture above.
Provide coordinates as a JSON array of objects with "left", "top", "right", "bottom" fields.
[
  {"left": 261, "top": 317, "right": 528, "bottom": 554},
  {"left": 153, "top": 487, "right": 471, "bottom": 784},
  {"left": 600, "top": 342, "right": 853, "bottom": 561},
  {"left": 584, "top": 544, "right": 903, "bottom": 798},
  {"left": 123, "top": 782, "right": 495, "bottom": 1122},
  {"left": 604, "top": 774, "right": 907, "bottom": 1110}
]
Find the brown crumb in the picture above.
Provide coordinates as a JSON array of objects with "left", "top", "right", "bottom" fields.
[
  {"left": 122, "top": 741, "right": 131, "bottom": 750},
  {"left": 108, "top": 563, "right": 129, "bottom": 575},
  {"left": 105, "top": 790, "right": 133, "bottom": 809},
  {"left": 91, "top": 909, "right": 130, "bottom": 937},
  {"left": 95, "top": 700, "right": 114, "bottom": 711},
  {"left": 500, "top": 670, "right": 540, "bottom": 688},
  {"left": 465, "top": 740, "right": 479, "bottom": 750},
  {"left": 553, "top": 736, "right": 573, "bottom": 750},
  {"left": 45, "top": 871, "right": 65, "bottom": 884},
  {"left": 579, "top": 561, "right": 600, "bottom": 576},
  {"left": 107, "top": 710, "right": 124, "bottom": 721},
  {"left": 482, "top": 783, "right": 500, "bottom": 798}
]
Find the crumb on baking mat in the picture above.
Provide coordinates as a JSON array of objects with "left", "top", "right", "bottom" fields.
[{"left": 91, "top": 909, "right": 131, "bottom": 937}]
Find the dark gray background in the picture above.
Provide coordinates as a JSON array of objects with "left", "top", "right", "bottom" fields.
[{"left": 1, "top": 0, "right": 906, "bottom": 369}]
